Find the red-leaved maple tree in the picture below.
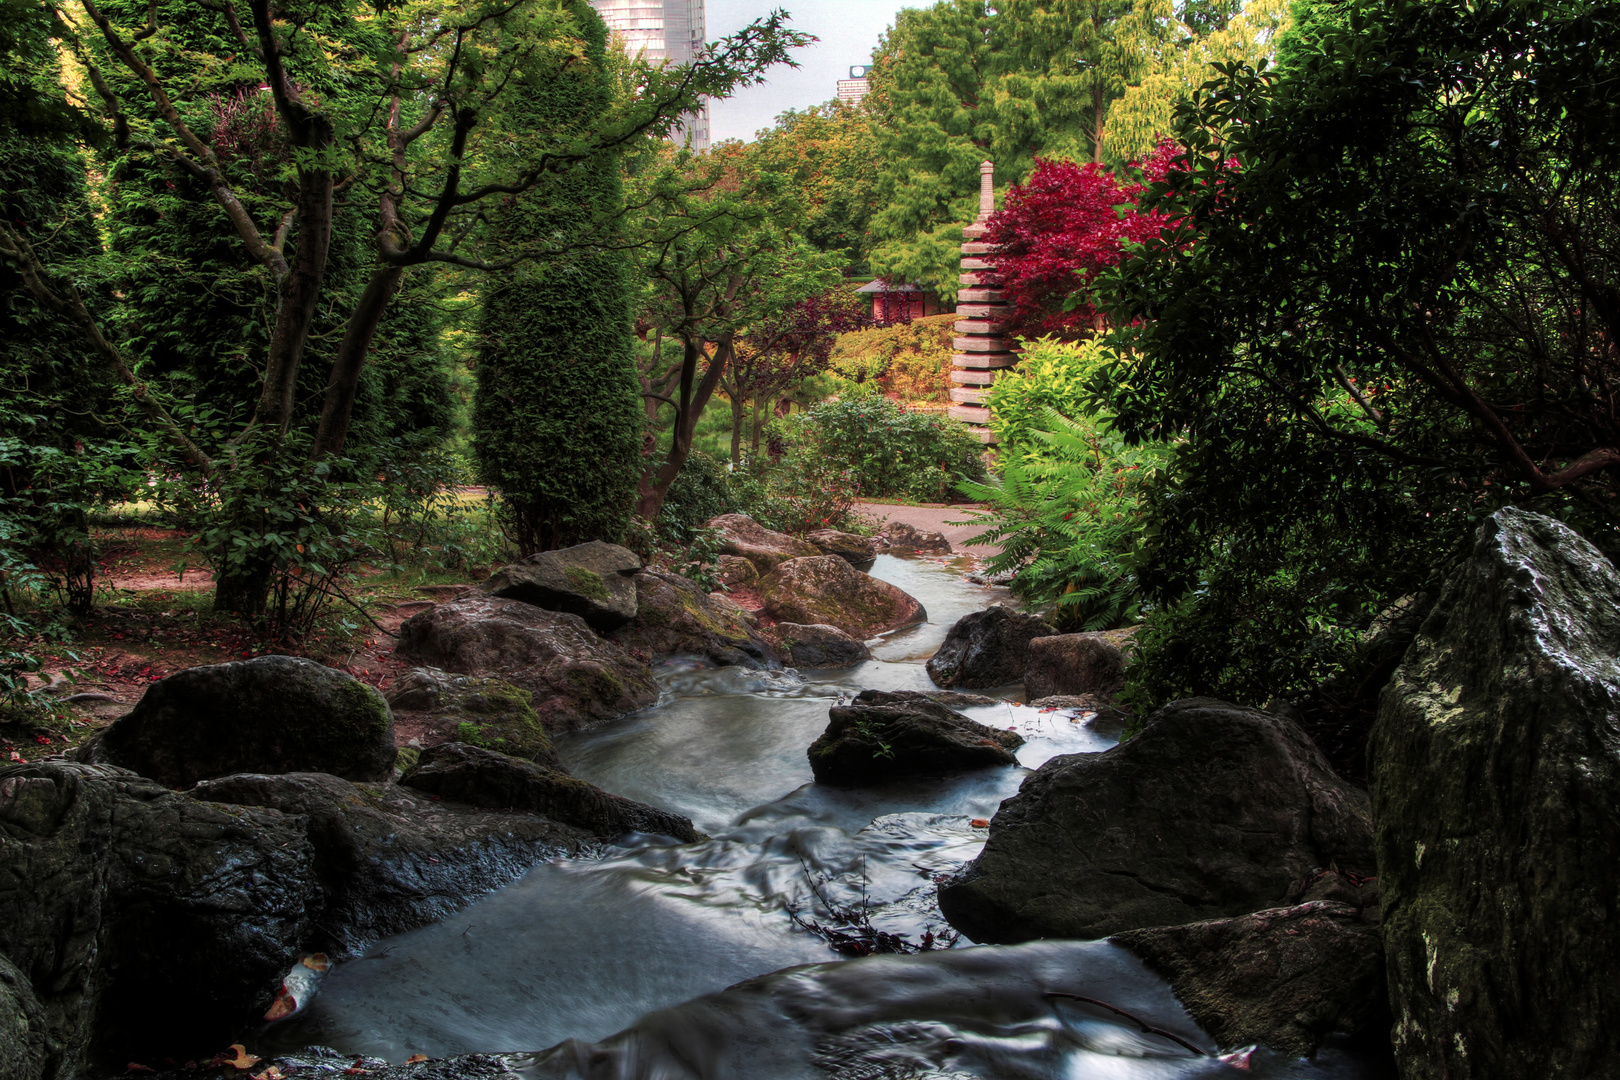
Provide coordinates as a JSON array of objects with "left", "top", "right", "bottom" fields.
[{"left": 984, "top": 141, "right": 1180, "bottom": 340}]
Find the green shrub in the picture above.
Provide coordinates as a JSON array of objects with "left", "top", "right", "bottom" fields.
[
  {"left": 829, "top": 314, "right": 955, "bottom": 402},
  {"left": 987, "top": 336, "right": 1118, "bottom": 458},
  {"left": 656, "top": 451, "right": 740, "bottom": 541},
  {"left": 959, "top": 408, "right": 1166, "bottom": 631},
  {"left": 472, "top": 4, "right": 642, "bottom": 554},
  {"left": 775, "top": 390, "right": 985, "bottom": 502}
]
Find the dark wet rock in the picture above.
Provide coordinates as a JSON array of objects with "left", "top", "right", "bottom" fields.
[
  {"left": 386, "top": 668, "right": 557, "bottom": 765},
  {"left": 0, "top": 954, "right": 46, "bottom": 1080},
  {"left": 77, "top": 655, "right": 394, "bottom": 788},
  {"left": 1113, "top": 901, "right": 1388, "bottom": 1057},
  {"left": 1028, "top": 693, "right": 1129, "bottom": 728},
  {"left": 0, "top": 761, "right": 314, "bottom": 1076},
  {"left": 396, "top": 595, "right": 658, "bottom": 733},
  {"left": 1023, "top": 630, "right": 1131, "bottom": 701},
  {"left": 193, "top": 770, "right": 584, "bottom": 951},
  {"left": 775, "top": 623, "right": 871, "bottom": 668},
  {"left": 806, "top": 529, "right": 878, "bottom": 571},
  {"left": 939, "top": 698, "right": 1375, "bottom": 943},
  {"left": 925, "top": 606, "right": 1056, "bottom": 690},
  {"left": 482, "top": 541, "right": 641, "bottom": 632},
  {"left": 254, "top": 1047, "right": 518, "bottom": 1080},
  {"left": 706, "top": 513, "right": 819, "bottom": 575},
  {"left": 401, "top": 742, "right": 702, "bottom": 843},
  {"left": 808, "top": 697, "right": 1023, "bottom": 785},
  {"left": 1371, "top": 508, "right": 1620, "bottom": 1080},
  {"left": 851, "top": 688, "right": 1001, "bottom": 708},
  {"left": 610, "top": 568, "right": 780, "bottom": 668},
  {"left": 714, "top": 554, "right": 758, "bottom": 588},
  {"left": 877, "top": 521, "right": 952, "bottom": 555},
  {"left": 758, "top": 556, "right": 926, "bottom": 640}
]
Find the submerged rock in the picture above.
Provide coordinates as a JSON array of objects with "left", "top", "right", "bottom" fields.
[
  {"left": 1023, "top": 630, "right": 1131, "bottom": 700},
  {"left": 806, "top": 528, "right": 878, "bottom": 571},
  {"left": 926, "top": 605, "right": 1056, "bottom": 690},
  {"left": 401, "top": 741, "right": 702, "bottom": 842},
  {"left": 876, "top": 521, "right": 952, "bottom": 555},
  {"left": 0, "top": 761, "right": 313, "bottom": 1076},
  {"left": 808, "top": 696, "right": 1023, "bottom": 785},
  {"left": 758, "top": 556, "right": 926, "bottom": 640},
  {"left": 706, "top": 513, "right": 819, "bottom": 574},
  {"left": 1113, "top": 901, "right": 1387, "bottom": 1057},
  {"left": 482, "top": 541, "right": 641, "bottom": 632},
  {"left": 774, "top": 622, "right": 871, "bottom": 668},
  {"left": 853, "top": 688, "right": 1002, "bottom": 708},
  {"left": 193, "top": 770, "right": 584, "bottom": 951},
  {"left": 1372, "top": 508, "right": 1620, "bottom": 1079},
  {"left": 396, "top": 595, "right": 658, "bottom": 732},
  {"left": 386, "top": 668, "right": 557, "bottom": 765},
  {"left": 78, "top": 655, "right": 395, "bottom": 787},
  {"left": 1029, "top": 693, "right": 1129, "bottom": 729},
  {"left": 940, "top": 698, "right": 1375, "bottom": 943},
  {"left": 609, "top": 568, "right": 780, "bottom": 668}
]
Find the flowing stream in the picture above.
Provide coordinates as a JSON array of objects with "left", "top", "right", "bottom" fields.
[{"left": 265, "top": 555, "right": 1392, "bottom": 1079}]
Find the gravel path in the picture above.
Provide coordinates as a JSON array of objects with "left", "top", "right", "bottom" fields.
[{"left": 857, "top": 501, "right": 999, "bottom": 555}]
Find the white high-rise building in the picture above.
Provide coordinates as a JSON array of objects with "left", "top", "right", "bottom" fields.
[
  {"left": 590, "top": 0, "right": 711, "bottom": 150},
  {"left": 836, "top": 65, "right": 871, "bottom": 107}
]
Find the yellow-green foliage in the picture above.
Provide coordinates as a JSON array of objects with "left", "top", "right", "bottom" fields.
[
  {"left": 829, "top": 313, "right": 956, "bottom": 402},
  {"left": 988, "top": 336, "right": 1119, "bottom": 458}
]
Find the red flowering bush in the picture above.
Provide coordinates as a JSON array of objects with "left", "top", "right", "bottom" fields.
[{"left": 983, "top": 141, "right": 1180, "bottom": 340}]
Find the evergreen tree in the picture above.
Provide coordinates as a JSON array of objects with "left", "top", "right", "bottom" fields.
[{"left": 473, "top": 1, "right": 643, "bottom": 553}]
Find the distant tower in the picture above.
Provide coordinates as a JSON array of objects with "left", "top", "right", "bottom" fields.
[
  {"left": 590, "top": 0, "right": 710, "bottom": 150},
  {"left": 950, "top": 161, "right": 1015, "bottom": 442},
  {"left": 837, "top": 64, "right": 871, "bottom": 107}
]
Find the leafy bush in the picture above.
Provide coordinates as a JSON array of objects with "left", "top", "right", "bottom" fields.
[
  {"left": 828, "top": 314, "right": 955, "bottom": 402},
  {"left": 987, "top": 337, "right": 1118, "bottom": 458},
  {"left": 959, "top": 409, "right": 1166, "bottom": 631},
  {"left": 775, "top": 391, "right": 985, "bottom": 503},
  {"left": 656, "top": 452, "right": 741, "bottom": 541}
]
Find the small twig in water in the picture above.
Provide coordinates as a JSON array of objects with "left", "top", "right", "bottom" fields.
[{"left": 1044, "top": 992, "right": 1209, "bottom": 1056}]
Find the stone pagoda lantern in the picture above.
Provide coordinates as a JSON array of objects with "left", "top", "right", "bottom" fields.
[{"left": 949, "top": 160, "right": 1017, "bottom": 443}]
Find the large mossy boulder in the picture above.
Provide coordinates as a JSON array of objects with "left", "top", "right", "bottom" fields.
[
  {"left": 774, "top": 622, "right": 871, "bottom": 668},
  {"left": 808, "top": 692, "right": 1023, "bottom": 785},
  {"left": 706, "top": 513, "right": 819, "bottom": 575},
  {"left": 939, "top": 698, "right": 1375, "bottom": 944},
  {"left": 758, "top": 556, "right": 926, "bottom": 640},
  {"left": 0, "top": 955, "right": 46, "bottom": 1080},
  {"left": 1371, "top": 508, "right": 1620, "bottom": 1079},
  {"left": 80, "top": 656, "right": 395, "bottom": 788},
  {"left": 386, "top": 667, "right": 557, "bottom": 765},
  {"left": 1023, "top": 630, "right": 1132, "bottom": 701},
  {"left": 401, "top": 741, "right": 702, "bottom": 842},
  {"left": 805, "top": 528, "right": 878, "bottom": 571},
  {"left": 396, "top": 595, "right": 658, "bottom": 732},
  {"left": 609, "top": 568, "right": 780, "bottom": 668},
  {"left": 0, "top": 762, "right": 314, "bottom": 1076},
  {"left": 1112, "top": 901, "right": 1387, "bottom": 1058},
  {"left": 482, "top": 540, "right": 641, "bottom": 632},
  {"left": 926, "top": 606, "right": 1056, "bottom": 690},
  {"left": 194, "top": 770, "right": 585, "bottom": 950}
]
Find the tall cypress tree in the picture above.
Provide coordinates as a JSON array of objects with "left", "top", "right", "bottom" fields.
[{"left": 472, "top": 2, "right": 643, "bottom": 554}]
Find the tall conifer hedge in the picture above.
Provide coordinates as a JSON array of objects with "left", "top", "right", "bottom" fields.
[{"left": 473, "top": 3, "right": 643, "bottom": 553}]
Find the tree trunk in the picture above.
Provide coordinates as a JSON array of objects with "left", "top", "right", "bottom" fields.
[
  {"left": 312, "top": 263, "right": 406, "bottom": 457},
  {"left": 636, "top": 336, "right": 730, "bottom": 520},
  {"left": 257, "top": 172, "right": 334, "bottom": 434},
  {"left": 729, "top": 390, "right": 746, "bottom": 466}
]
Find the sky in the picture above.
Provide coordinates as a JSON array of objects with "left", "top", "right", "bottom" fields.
[{"left": 705, "top": 0, "right": 915, "bottom": 142}]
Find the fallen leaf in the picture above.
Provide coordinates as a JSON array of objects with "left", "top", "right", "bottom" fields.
[
  {"left": 9, "top": 751, "right": 24, "bottom": 763},
  {"left": 263, "top": 986, "right": 297, "bottom": 1021},
  {"left": 406, "top": 1055, "right": 429, "bottom": 1063},
  {"left": 301, "top": 952, "right": 330, "bottom": 972},
  {"left": 212, "top": 1045, "right": 260, "bottom": 1070},
  {"left": 970, "top": 818, "right": 990, "bottom": 828},
  {"left": 251, "top": 1067, "right": 285, "bottom": 1080}
]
